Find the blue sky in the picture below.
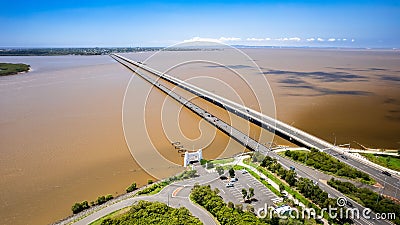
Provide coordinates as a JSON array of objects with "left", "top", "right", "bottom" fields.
[{"left": 1, "top": 0, "right": 399, "bottom": 48}]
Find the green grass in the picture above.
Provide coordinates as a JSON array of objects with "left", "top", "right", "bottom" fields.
[
  {"left": 0, "top": 63, "right": 30, "bottom": 76},
  {"left": 210, "top": 158, "right": 234, "bottom": 165},
  {"left": 283, "top": 150, "right": 375, "bottom": 185},
  {"left": 89, "top": 207, "right": 130, "bottom": 225},
  {"left": 361, "top": 153, "right": 400, "bottom": 172}
]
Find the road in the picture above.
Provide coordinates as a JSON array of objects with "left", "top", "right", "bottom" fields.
[{"left": 111, "top": 53, "right": 399, "bottom": 200}]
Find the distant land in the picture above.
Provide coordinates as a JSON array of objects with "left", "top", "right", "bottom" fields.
[
  {"left": 0, "top": 47, "right": 217, "bottom": 56},
  {"left": 0, "top": 46, "right": 398, "bottom": 56},
  {"left": 0, "top": 47, "right": 162, "bottom": 56}
]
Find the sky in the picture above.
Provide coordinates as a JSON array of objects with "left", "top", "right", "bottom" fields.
[{"left": 0, "top": 0, "right": 399, "bottom": 48}]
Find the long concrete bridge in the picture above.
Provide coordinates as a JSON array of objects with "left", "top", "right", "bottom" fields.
[{"left": 111, "top": 54, "right": 399, "bottom": 201}]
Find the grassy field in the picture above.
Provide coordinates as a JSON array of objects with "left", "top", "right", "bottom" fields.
[
  {"left": 0, "top": 63, "right": 30, "bottom": 76},
  {"left": 361, "top": 153, "right": 400, "bottom": 172}
]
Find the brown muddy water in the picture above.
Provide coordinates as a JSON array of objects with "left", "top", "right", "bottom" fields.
[{"left": 0, "top": 49, "right": 399, "bottom": 225}]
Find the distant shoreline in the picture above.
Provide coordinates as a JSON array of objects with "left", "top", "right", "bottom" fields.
[{"left": 0, "top": 46, "right": 398, "bottom": 56}]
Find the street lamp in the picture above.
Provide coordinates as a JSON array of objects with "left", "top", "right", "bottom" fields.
[{"left": 332, "top": 133, "right": 336, "bottom": 146}]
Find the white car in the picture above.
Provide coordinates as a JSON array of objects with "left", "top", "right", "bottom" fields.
[
  {"left": 226, "top": 182, "right": 234, "bottom": 187},
  {"left": 241, "top": 170, "right": 247, "bottom": 174}
]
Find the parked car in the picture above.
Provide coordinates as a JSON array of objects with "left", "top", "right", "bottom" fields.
[
  {"left": 290, "top": 166, "right": 295, "bottom": 171},
  {"left": 220, "top": 175, "right": 228, "bottom": 180},
  {"left": 230, "top": 177, "right": 238, "bottom": 182},
  {"left": 382, "top": 171, "right": 392, "bottom": 176},
  {"left": 241, "top": 169, "right": 247, "bottom": 174},
  {"left": 226, "top": 182, "right": 234, "bottom": 187}
]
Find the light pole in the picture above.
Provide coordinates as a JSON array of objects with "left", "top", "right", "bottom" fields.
[{"left": 333, "top": 133, "right": 336, "bottom": 146}]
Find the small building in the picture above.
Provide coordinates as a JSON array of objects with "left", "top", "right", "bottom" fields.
[{"left": 183, "top": 149, "right": 203, "bottom": 167}]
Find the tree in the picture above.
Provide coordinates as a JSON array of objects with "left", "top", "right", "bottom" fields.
[
  {"left": 71, "top": 202, "right": 82, "bottom": 214},
  {"left": 248, "top": 188, "right": 255, "bottom": 200},
  {"left": 216, "top": 166, "right": 224, "bottom": 176},
  {"left": 285, "top": 170, "right": 297, "bottom": 186},
  {"left": 246, "top": 204, "right": 255, "bottom": 213},
  {"left": 279, "top": 183, "right": 285, "bottom": 193},
  {"left": 386, "top": 156, "right": 391, "bottom": 166},
  {"left": 126, "top": 182, "right": 137, "bottom": 193},
  {"left": 229, "top": 168, "right": 235, "bottom": 178},
  {"left": 147, "top": 179, "right": 153, "bottom": 185},
  {"left": 71, "top": 201, "right": 89, "bottom": 214},
  {"left": 242, "top": 188, "right": 248, "bottom": 201},
  {"left": 227, "top": 201, "right": 234, "bottom": 209},
  {"left": 206, "top": 162, "right": 214, "bottom": 169},
  {"left": 235, "top": 204, "right": 243, "bottom": 212},
  {"left": 97, "top": 196, "right": 106, "bottom": 205},
  {"left": 105, "top": 194, "right": 113, "bottom": 201},
  {"left": 186, "top": 169, "right": 197, "bottom": 178}
]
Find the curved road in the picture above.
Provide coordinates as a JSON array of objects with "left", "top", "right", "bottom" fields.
[{"left": 73, "top": 176, "right": 218, "bottom": 225}]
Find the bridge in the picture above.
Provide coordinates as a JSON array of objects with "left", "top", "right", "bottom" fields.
[{"left": 111, "top": 54, "right": 399, "bottom": 202}]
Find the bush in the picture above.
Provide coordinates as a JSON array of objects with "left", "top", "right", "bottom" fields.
[
  {"left": 216, "top": 166, "right": 224, "bottom": 175},
  {"left": 126, "top": 182, "right": 137, "bottom": 193},
  {"left": 71, "top": 201, "right": 89, "bottom": 214},
  {"left": 206, "top": 162, "right": 214, "bottom": 169}
]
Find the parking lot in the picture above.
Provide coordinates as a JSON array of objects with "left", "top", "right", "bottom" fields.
[{"left": 209, "top": 169, "right": 281, "bottom": 210}]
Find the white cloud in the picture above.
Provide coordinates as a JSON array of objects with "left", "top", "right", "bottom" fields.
[
  {"left": 351, "top": 39, "right": 355, "bottom": 42},
  {"left": 306, "top": 38, "right": 315, "bottom": 42},
  {"left": 317, "top": 38, "right": 325, "bottom": 42},
  {"left": 342, "top": 38, "right": 347, "bottom": 41},
  {"left": 219, "top": 37, "right": 241, "bottom": 42},
  {"left": 289, "top": 37, "right": 301, "bottom": 41},
  {"left": 265, "top": 38, "right": 271, "bottom": 41},
  {"left": 183, "top": 36, "right": 241, "bottom": 43},
  {"left": 328, "top": 38, "right": 336, "bottom": 42},
  {"left": 246, "top": 37, "right": 265, "bottom": 41}
]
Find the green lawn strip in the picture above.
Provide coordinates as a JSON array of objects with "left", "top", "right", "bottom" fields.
[
  {"left": 135, "top": 181, "right": 169, "bottom": 196},
  {"left": 210, "top": 158, "right": 234, "bottom": 165},
  {"left": 360, "top": 153, "right": 400, "bottom": 172},
  {"left": 89, "top": 207, "right": 130, "bottom": 225},
  {"left": 281, "top": 150, "right": 375, "bottom": 185},
  {"left": 135, "top": 169, "right": 198, "bottom": 196}
]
